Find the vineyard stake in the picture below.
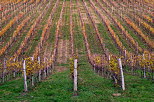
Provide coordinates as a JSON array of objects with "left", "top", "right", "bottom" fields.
[
  {"left": 3, "top": 58, "right": 6, "bottom": 83},
  {"left": 93, "top": 64, "right": 96, "bottom": 72},
  {"left": 124, "top": 50, "right": 126, "bottom": 64},
  {"left": 74, "top": 59, "right": 78, "bottom": 92},
  {"left": 32, "top": 75, "right": 34, "bottom": 86},
  {"left": 31, "top": 57, "right": 34, "bottom": 86},
  {"left": 23, "top": 60, "right": 28, "bottom": 92},
  {"left": 118, "top": 58, "right": 125, "bottom": 91},
  {"left": 44, "top": 57, "right": 47, "bottom": 78},
  {"left": 143, "top": 54, "right": 146, "bottom": 78},
  {"left": 38, "top": 57, "right": 41, "bottom": 81},
  {"left": 13, "top": 58, "right": 16, "bottom": 78}
]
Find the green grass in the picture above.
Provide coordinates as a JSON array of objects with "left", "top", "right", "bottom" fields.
[
  {"left": 97, "top": 23, "right": 119, "bottom": 55},
  {"left": 47, "top": 5, "right": 62, "bottom": 44},
  {"left": 73, "top": 10, "right": 85, "bottom": 54},
  {"left": 61, "top": 3, "right": 70, "bottom": 40},
  {"left": 62, "top": 25, "right": 70, "bottom": 40},
  {"left": 74, "top": 24, "right": 85, "bottom": 54},
  {"left": 46, "top": 2, "right": 62, "bottom": 49},
  {"left": 115, "top": 74, "right": 154, "bottom": 102},
  {"left": 85, "top": 24, "right": 103, "bottom": 54},
  {"left": 48, "top": 24, "right": 56, "bottom": 44},
  {"left": 0, "top": 78, "right": 24, "bottom": 101}
]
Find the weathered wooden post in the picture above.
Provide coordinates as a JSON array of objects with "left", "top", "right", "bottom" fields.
[
  {"left": 124, "top": 50, "right": 127, "bottom": 64},
  {"left": 44, "top": 57, "right": 47, "bottom": 78},
  {"left": 23, "top": 60, "right": 28, "bottom": 92},
  {"left": 51, "top": 57, "right": 54, "bottom": 74},
  {"left": 13, "top": 58, "right": 16, "bottom": 78},
  {"left": 3, "top": 58, "right": 6, "bottom": 83},
  {"left": 118, "top": 58, "right": 125, "bottom": 91},
  {"left": 38, "top": 57, "right": 41, "bottom": 81},
  {"left": 74, "top": 59, "right": 78, "bottom": 93},
  {"left": 94, "top": 63, "right": 96, "bottom": 72},
  {"left": 30, "top": 57, "right": 34, "bottom": 86},
  {"left": 143, "top": 54, "right": 146, "bottom": 78}
]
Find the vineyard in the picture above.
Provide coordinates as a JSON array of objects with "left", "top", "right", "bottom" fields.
[{"left": 0, "top": 0, "right": 154, "bottom": 101}]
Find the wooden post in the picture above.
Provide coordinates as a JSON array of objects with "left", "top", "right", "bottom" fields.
[
  {"left": 31, "top": 56, "right": 34, "bottom": 86},
  {"left": 118, "top": 58, "right": 125, "bottom": 91},
  {"left": 94, "top": 64, "right": 96, "bottom": 72},
  {"left": 13, "top": 71, "right": 16, "bottom": 78},
  {"left": 32, "top": 75, "right": 34, "bottom": 86},
  {"left": 3, "top": 58, "right": 6, "bottom": 83},
  {"left": 143, "top": 54, "right": 146, "bottom": 78},
  {"left": 44, "top": 57, "right": 47, "bottom": 78},
  {"left": 13, "top": 58, "right": 16, "bottom": 78},
  {"left": 74, "top": 59, "right": 78, "bottom": 92},
  {"left": 38, "top": 57, "right": 41, "bottom": 81},
  {"left": 108, "top": 55, "right": 111, "bottom": 61},
  {"left": 124, "top": 50, "right": 126, "bottom": 62},
  {"left": 23, "top": 60, "right": 28, "bottom": 92},
  {"left": 130, "top": 55, "right": 133, "bottom": 73},
  {"left": 108, "top": 55, "right": 111, "bottom": 78}
]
